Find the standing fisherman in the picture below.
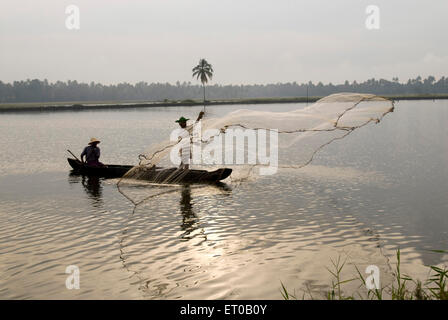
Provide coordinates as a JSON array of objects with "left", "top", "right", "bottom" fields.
[
  {"left": 175, "top": 111, "right": 204, "bottom": 169},
  {"left": 81, "top": 138, "right": 104, "bottom": 167}
]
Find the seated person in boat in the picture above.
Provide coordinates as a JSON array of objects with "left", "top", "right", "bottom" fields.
[
  {"left": 175, "top": 111, "right": 204, "bottom": 170},
  {"left": 81, "top": 138, "right": 104, "bottom": 167}
]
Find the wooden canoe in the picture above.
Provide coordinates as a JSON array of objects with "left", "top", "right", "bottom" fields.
[{"left": 67, "top": 158, "right": 232, "bottom": 183}]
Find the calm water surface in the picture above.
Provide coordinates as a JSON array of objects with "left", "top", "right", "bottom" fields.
[{"left": 0, "top": 101, "right": 447, "bottom": 299}]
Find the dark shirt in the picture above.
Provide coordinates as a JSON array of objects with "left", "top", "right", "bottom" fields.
[{"left": 81, "top": 145, "right": 100, "bottom": 163}]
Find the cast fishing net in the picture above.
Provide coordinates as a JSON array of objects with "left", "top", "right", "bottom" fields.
[{"left": 117, "top": 93, "right": 394, "bottom": 205}]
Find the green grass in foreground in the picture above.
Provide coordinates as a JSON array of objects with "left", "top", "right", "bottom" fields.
[{"left": 281, "top": 249, "right": 448, "bottom": 300}]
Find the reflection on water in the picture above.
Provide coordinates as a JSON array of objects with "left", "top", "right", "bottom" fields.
[
  {"left": 179, "top": 185, "right": 199, "bottom": 241},
  {"left": 68, "top": 173, "right": 104, "bottom": 207},
  {"left": 116, "top": 181, "right": 232, "bottom": 297},
  {"left": 178, "top": 183, "right": 232, "bottom": 242}
]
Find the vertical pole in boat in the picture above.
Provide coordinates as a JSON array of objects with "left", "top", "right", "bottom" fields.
[
  {"left": 203, "top": 84, "right": 206, "bottom": 113},
  {"left": 306, "top": 84, "right": 309, "bottom": 106}
]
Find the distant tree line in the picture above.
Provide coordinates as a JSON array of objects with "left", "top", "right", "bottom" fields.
[{"left": 0, "top": 76, "right": 447, "bottom": 103}]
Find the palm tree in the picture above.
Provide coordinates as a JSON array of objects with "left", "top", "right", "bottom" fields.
[{"left": 192, "top": 58, "right": 213, "bottom": 110}]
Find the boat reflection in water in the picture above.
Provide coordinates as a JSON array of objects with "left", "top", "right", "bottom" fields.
[
  {"left": 68, "top": 169, "right": 232, "bottom": 296},
  {"left": 68, "top": 172, "right": 103, "bottom": 207},
  {"left": 179, "top": 183, "right": 232, "bottom": 242},
  {"left": 179, "top": 185, "right": 199, "bottom": 241},
  {"left": 116, "top": 181, "right": 232, "bottom": 295}
]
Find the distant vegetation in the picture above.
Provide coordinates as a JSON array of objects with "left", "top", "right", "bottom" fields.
[{"left": 0, "top": 76, "right": 447, "bottom": 103}]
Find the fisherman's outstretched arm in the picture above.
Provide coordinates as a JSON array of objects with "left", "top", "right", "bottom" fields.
[{"left": 196, "top": 111, "right": 205, "bottom": 122}]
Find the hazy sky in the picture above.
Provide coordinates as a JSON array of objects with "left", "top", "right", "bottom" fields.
[{"left": 0, "top": 0, "right": 447, "bottom": 85}]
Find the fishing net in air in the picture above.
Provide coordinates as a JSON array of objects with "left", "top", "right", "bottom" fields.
[{"left": 117, "top": 92, "right": 394, "bottom": 205}]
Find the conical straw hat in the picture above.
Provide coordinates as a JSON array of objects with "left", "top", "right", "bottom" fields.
[{"left": 88, "top": 137, "right": 101, "bottom": 145}]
